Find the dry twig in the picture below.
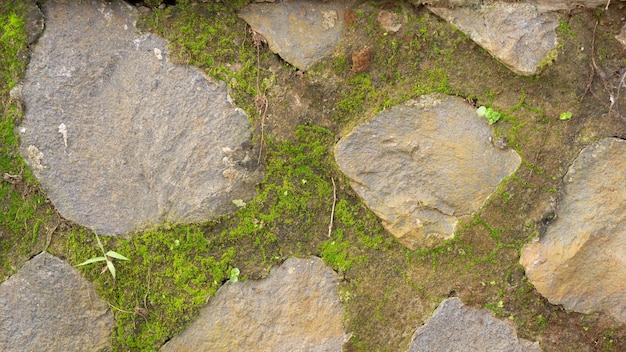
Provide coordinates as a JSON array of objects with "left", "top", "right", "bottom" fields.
[
  {"left": 43, "top": 219, "right": 60, "bottom": 253},
  {"left": 579, "top": 19, "right": 623, "bottom": 119},
  {"left": 2, "top": 165, "right": 24, "bottom": 184},
  {"left": 328, "top": 177, "right": 337, "bottom": 237},
  {"left": 251, "top": 29, "right": 268, "bottom": 165},
  {"left": 615, "top": 69, "right": 626, "bottom": 121}
]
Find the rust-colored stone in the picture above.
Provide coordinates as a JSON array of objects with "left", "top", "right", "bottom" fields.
[{"left": 351, "top": 46, "right": 371, "bottom": 73}]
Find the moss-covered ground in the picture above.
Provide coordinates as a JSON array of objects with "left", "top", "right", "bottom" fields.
[{"left": 1, "top": 1, "right": 625, "bottom": 351}]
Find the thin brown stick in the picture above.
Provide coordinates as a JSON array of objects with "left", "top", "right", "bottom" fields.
[
  {"left": 251, "top": 29, "right": 268, "bottom": 165},
  {"left": 589, "top": 21, "right": 616, "bottom": 113},
  {"left": 328, "top": 177, "right": 337, "bottom": 237},
  {"left": 107, "top": 302, "right": 135, "bottom": 315},
  {"left": 44, "top": 218, "right": 60, "bottom": 252},
  {"left": 580, "top": 21, "right": 602, "bottom": 102},
  {"left": 256, "top": 94, "right": 268, "bottom": 165},
  {"left": 615, "top": 69, "right": 626, "bottom": 121},
  {"left": 42, "top": 217, "right": 61, "bottom": 265}
]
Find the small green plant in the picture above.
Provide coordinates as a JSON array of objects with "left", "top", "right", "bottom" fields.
[
  {"left": 536, "top": 314, "right": 548, "bottom": 331},
  {"left": 76, "top": 234, "right": 130, "bottom": 279},
  {"left": 229, "top": 267, "right": 240, "bottom": 282},
  {"left": 559, "top": 111, "right": 572, "bottom": 120},
  {"left": 476, "top": 105, "right": 502, "bottom": 124}
]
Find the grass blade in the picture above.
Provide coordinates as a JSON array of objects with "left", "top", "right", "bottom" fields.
[
  {"left": 106, "top": 260, "right": 116, "bottom": 279},
  {"left": 76, "top": 256, "right": 106, "bottom": 266},
  {"left": 106, "top": 250, "right": 130, "bottom": 261}
]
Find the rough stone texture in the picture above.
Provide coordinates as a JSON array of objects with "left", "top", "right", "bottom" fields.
[
  {"left": 160, "top": 257, "right": 348, "bottom": 352},
  {"left": 411, "top": 0, "right": 605, "bottom": 11},
  {"left": 335, "top": 94, "right": 521, "bottom": 250},
  {"left": 19, "top": 0, "right": 260, "bottom": 235},
  {"left": 520, "top": 138, "right": 626, "bottom": 324},
  {"left": 0, "top": 252, "right": 112, "bottom": 352},
  {"left": 407, "top": 298, "right": 541, "bottom": 352},
  {"left": 526, "top": 0, "right": 607, "bottom": 12},
  {"left": 429, "top": 2, "right": 559, "bottom": 76},
  {"left": 238, "top": 1, "right": 345, "bottom": 71},
  {"left": 410, "top": 0, "right": 481, "bottom": 6},
  {"left": 24, "top": 0, "right": 44, "bottom": 45},
  {"left": 377, "top": 10, "right": 405, "bottom": 33}
]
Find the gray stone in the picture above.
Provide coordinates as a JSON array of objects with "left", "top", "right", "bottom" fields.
[
  {"left": 411, "top": 0, "right": 606, "bottom": 11},
  {"left": 19, "top": 0, "right": 260, "bottom": 235},
  {"left": 0, "top": 252, "right": 113, "bottom": 352},
  {"left": 160, "top": 257, "right": 348, "bottom": 352},
  {"left": 520, "top": 138, "right": 626, "bottom": 324},
  {"left": 238, "top": 1, "right": 345, "bottom": 71},
  {"left": 24, "top": 0, "right": 44, "bottom": 46},
  {"left": 410, "top": 0, "right": 481, "bottom": 6},
  {"left": 334, "top": 94, "right": 521, "bottom": 250},
  {"left": 526, "top": 0, "right": 607, "bottom": 12},
  {"left": 408, "top": 298, "right": 541, "bottom": 352},
  {"left": 429, "top": 2, "right": 559, "bottom": 76}
]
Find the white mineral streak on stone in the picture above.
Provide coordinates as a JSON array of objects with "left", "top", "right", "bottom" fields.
[
  {"left": 58, "top": 123, "right": 67, "bottom": 148},
  {"left": 321, "top": 10, "right": 337, "bottom": 30},
  {"left": 154, "top": 47, "right": 163, "bottom": 60},
  {"left": 26, "top": 145, "right": 45, "bottom": 170}
]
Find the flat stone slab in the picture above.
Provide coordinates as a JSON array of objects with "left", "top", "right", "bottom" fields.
[
  {"left": 520, "top": 138, "right": 626, "bottom": 324},
  {"left": 429, "top": 2, "right": 559, "bottom": 76},
  {"left": 412, "top": 0, "right": 606, "bottom": 12},
  {"left": 334, "top": 94, "right": 521, "bottom": 250},
  {"left": 527, "top": 0, "right": 606, "bottom": 12},
  {"left": 408, "top": 298, "right": 541, "bottom": 352},
  {"left": 18, "top": 0, "right": 259, "bottom": 235},
  {"left": 0, "top": 252, "right": 113, "bottom": 351},
  {"left": 238, "top": 1, "right": 345, "bottom": 71},
  {"left": 160, "top": 257, "right": 348, "bottom": 351}
]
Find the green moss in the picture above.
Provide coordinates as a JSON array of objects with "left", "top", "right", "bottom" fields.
[
  {"left": 334, "top": 73, "right": 378, "bottom": 121},
  {"left": 538, "top": 47, "right": 559, "bottom": 70},
  {"left": 0, "top": 1, "right": 53, "bottom": 280},
  {"left": 332, "top": 54, "right": 349, "bottom": 74},
  {"left": 69, "top": 224, "right": 236, "bottom": 350},
  {"left": 557, "top": 20, "right": 577, "bottom": 39},
  {"left": 0, "top": 9, "right": 26, "bottom": 91},
  {"left": 321, "top": 229, "right": 357, "bottom": 272},
  {"left": 231, "top": 126, "right": 333, "bottom": 228}
]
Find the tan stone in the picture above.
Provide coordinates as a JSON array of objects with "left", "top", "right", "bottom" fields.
[
  {"left": 0, "top": 253, "right": 113, "bottom": 351},
  {"left": 521, "top": 138, "right": 626, "bottom": 324},
  {"left": 161, "top": 257, "right": 348, "bottom": 351},
  {"left": 335, "top": 94, "right": 521, "bottom": 250},
  {"left": 238, "top": 1, "right": 345, "bottom": 71},
  {"left": 429, "top": 3, "right": 559, "bottom": 76}
]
